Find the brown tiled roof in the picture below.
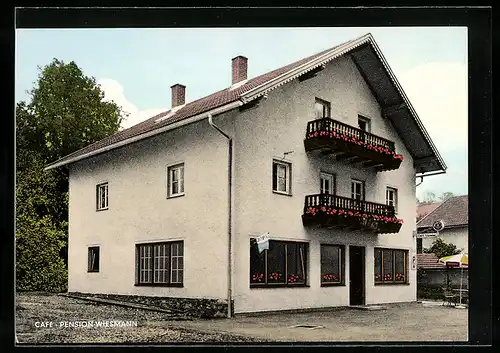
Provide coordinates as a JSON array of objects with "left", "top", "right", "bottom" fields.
[
  {"left": 46, "top": 41, "right": 350, "bottom": 168},
  {"left": 417, "top": 195, "right": 468, "bottom": 229},
  {"left": 417, "top": 253, "right": 446, "bottom": 269},
  {"left": 417, "top": 202, "right": 441, "bottom": 220}
]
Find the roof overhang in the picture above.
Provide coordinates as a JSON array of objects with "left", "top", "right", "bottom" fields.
[
  {"left": 45, "top": 33, "right": 446, "bottom": 173},
  {"left": 241, "top": 33, "right": 447, "bottom": 174}
]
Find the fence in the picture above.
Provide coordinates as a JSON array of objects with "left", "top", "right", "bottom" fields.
[{"left": 417, "top": 268, "right": 468, "bottom": 301}]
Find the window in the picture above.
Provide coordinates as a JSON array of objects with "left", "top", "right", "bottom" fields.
[
  {"left": 386, "top": 187, "right": 398, "bottom": 213},
  {"left": 167, "top": 164, "right": 185, "bottom": 197},
  {"left": 96, "top": 182, "right": 108, "bottom": 210},
  {"left": 358, "top": 115, "right": 371, "bottom": 132},
  {"left": 351, "top": 179, "right": 365, "bottom": 201},
  {"left": 315, "top": 98, "right": 331, "bottom": 119},
  {"left": 374, "top": 248, "right": 408, "bottom": 284},
  {"left": 416, "top": 238, "right": 423, "bottom": 254},
  {"left": 272, "top": 160, "right": 292, "bottom": 194},
  {"left": 250, "top": 240, "right": 308, "bottom": 287},
  {"left": 320, "top": 172, "right": 335, "bottom": 195},
  {"left": 321, "top": 245, "right": 344, "bottom": 286},
  {"left": 88, "top": 247, "right": 100, "bottom": 272},
  {"left": 136, "top": 241, "right": 184, "bottom": 286}
]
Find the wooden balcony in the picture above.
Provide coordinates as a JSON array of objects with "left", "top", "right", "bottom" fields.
[
  {"left": 304, "top": 118, "right": 403, "bottom": 172},
  {"left": 302, "top": 194, "right": 403, "bottom": 234}
]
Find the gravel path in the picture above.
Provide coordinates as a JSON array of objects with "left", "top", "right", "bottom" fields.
[{"left": 15, "top": 293, "right": 267, "bottom": 344}]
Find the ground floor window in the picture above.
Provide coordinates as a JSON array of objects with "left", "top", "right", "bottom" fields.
[
  {"left": 88, "top": 246, "right": 100, "bottom": 272},
  {"left": 136, "top": 241, "right": 184, "bottom": 286},
  {"left": 374, "top": 248, "right": 408, "bottom": 284},
  {"left": 250, "top": 239, "right": 308, "bottom": 287},
  {"left": 320, "top": 244, "right": 345, "bottom": 286}
]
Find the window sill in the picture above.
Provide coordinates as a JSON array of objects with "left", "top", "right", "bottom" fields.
[
  {"left": 321, "top": 282, "right": 345, "bottom": 287},
  {"left": 272, "top": 190, "right": 293, "bottom": 197},
  {"left": 250, "top": 284, "right": 309, "bottom": 289},
  {"left": 374, "top": 282, "right": 409, "bottom": 286},
  {"left": 167, "top": 193, "right": 185, "bottom": 199},
  {"left": 87, "top": 270, "right": 100, "bottom": 273},
  {"left": 96, "top": 207, "right": 109, "bottom": 212},
  {"left": 135, "top": 283, "right": 184, "bottom": 287}
]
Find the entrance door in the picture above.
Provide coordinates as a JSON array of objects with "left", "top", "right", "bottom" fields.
[{"left": 349, "top": 246, "right": 365, "bottom": 306}]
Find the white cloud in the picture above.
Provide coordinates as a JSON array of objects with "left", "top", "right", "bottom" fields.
[
  {"left": 97, "top": 78, "right": 167, "bottom": 130},
  {"left": 399, "top": 62, "right": 467, "bottom": 153}
]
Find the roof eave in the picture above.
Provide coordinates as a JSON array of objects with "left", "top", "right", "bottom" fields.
[
  {"left": 44, "top": 99, "right": 244, "bottom": 171},
  {"left": 240, "top": 33, "right": 372, "bottom": 103},
  {"left": 241, "top": 33, "right": 447, "bottom": 174},
  {"left": 367, "top": 38, "right": 447, "bottom": 173}
]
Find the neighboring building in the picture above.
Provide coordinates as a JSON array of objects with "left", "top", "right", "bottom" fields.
[
  {"left": 46, "top": 33, "right": 446, "bottom": 314},
  {"left": 416, "top": 195, "right": 468, "bottom": 254},
  {"left": 416, "top": 202, "right": 441, "bottom": 222},
  {"left": 416, "top": 253, "right": 446, "bottom": 270}
]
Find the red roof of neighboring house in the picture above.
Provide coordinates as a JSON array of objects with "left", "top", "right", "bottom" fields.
[
  {"left": 417, "top": 202, "right": 441, "bottom": 220},
  {"left": 417, "top": 253, "right": 446, "bottom": 269},
  {"left": 417, "top": 195, "right": 468, "bottom": 229}
]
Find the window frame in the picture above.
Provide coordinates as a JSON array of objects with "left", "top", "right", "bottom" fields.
[
  {"left": 386, "top": 187, "right": 398, "bottom": 214},
  {"left": 135, "top": 241, "right": 184, "bottom": 287},
  {"left": 250, "top": 239, "right": 308, "bottom": 288},
  {"left": 320, "top": 172, "right": 336, "bottom": 195},
  {"left": 96, "top": 182, "right": 109, "bottom": 211},
  {"left": 167, "top": 163, "right": 185, "bottom": 198},
  {"left": 87, "top": 246, "right": 100, "bottom": 273},
  {"left": 320, "top": 244, "right": 345, "bottom": 287},
  {"left": 374, "top": 248, "right": 409, "bottom": 285},
  {"left": 351, "top": 179, "right": 365, "bottom": 201},
  {"left": 357, "top": 115, "right": 371, "bottom": 132},
  {"left": 315, "top": 97, "right": 331, "bottom": 119},
  {"left": 272, "top": 160, "right": 292, "bottom": 195}
]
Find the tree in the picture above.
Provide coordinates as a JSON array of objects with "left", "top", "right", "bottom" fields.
[
  {"left": 418, "top": 191, "right": 455, "bottom": 205},
  {"left": 16, "top": 59, "right": 125, "bottom": 292},
  {"left": 423, "top": 238, "right": 461, "bottom": 259},
  {"left": 439, "top": 192, "right": 455, "bottom": 202}
]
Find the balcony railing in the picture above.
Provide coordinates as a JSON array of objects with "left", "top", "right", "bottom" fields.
[
  {"left": 302, "top": 194, "right": 403, "bottom": 234},
  {"left": 304, "top": 118, "right": 403, "bottom": 172}
]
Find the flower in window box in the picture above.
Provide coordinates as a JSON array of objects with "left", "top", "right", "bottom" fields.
[{"left": 269, "top": 272, "right": 282, "bottom": 281}]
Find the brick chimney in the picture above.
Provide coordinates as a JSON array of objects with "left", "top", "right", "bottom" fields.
[
  {"left": 171, "top": 84, "right": 186, "bottom": 108},
  {"left": 232, "top": 56, "right": 248, "bottom": 85}
]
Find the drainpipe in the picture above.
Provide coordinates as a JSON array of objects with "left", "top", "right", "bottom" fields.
[{"left": 208, "top": 113, "right": 233, "bottom": 318}]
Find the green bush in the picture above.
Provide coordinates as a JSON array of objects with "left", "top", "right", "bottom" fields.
[
  {"left": 417, "top": 286, "right": 444, "bottom": 300},
  {"left": 16, "top": 215, "right": 68, "bottom": 292}
]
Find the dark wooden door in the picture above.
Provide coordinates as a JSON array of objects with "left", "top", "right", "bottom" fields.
[{"left": 349, "top": 246, "right": 365, "bottom": 306}]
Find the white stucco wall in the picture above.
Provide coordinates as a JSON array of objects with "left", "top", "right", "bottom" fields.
[
  {"left": 422, "top": 227, "right": 468, "bottom": 253},
  {"left": 232, "top": 56, "right": 417, "bottom": 313},
  {"left": 68, "top": 54, "right": 422, "bottom": 313},
  {"left": 68, "top": 117, "right": 233, "bottom": 300}
]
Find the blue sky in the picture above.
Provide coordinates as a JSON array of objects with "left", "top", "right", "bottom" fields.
[{"left": 15, "top": 27, "right": 468, "bottom": 200}]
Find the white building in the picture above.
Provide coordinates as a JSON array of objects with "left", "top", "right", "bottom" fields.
[
  {"left": 46, "top": 33, "right": 446, "bottom": 315},
  {"left": 417, "top": 195, "right": 468, "bottom": 254}
]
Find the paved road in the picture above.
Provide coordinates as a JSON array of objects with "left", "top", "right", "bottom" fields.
[
  {"left": 16, "top": 293, "right": 467, "bottom": 343},
  {"left": 172, "top": 302, "right": 468, "bottom": 342}
]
